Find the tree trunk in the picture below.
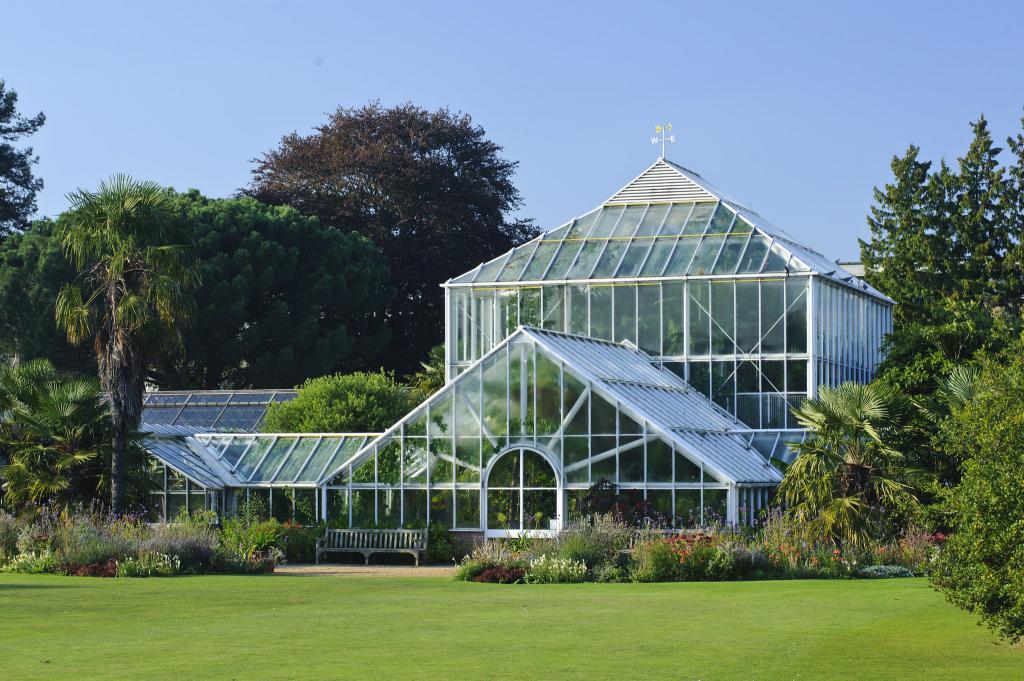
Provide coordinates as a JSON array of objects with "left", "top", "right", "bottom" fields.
[{"left": 110, "top": 422, "right": 128, "bottom": 515}]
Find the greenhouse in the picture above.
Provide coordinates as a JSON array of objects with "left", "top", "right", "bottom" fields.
[{"left": 140, "top": 157, "right": 892, "bottom": 532}]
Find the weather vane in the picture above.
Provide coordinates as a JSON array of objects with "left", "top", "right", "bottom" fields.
[{"left": 651, "top": 123, "right": 676, "bottom": 158}]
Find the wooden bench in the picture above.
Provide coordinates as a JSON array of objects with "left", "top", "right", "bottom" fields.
[{"left": 316, "top": 528, "right": 428, "bottom": 566}]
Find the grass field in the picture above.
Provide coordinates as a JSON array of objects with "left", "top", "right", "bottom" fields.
[{"left": 0, "top": 574, "right": 1019, "bottom": 680}]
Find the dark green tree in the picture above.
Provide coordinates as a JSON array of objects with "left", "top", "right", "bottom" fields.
[
  {"left": 862, "top": 115, "right": 1023, "bottom": 399},
  {"left": 262, "top": 371, "right": 412, "bottom": 433},
  {"left": 0, "top": 80, "right": 45, "bottom": 235},
  {"left": 0, "top": 218, "right": 94, "bottom": 372},
  {"left": 931, "top": 341, "right": 1024, "bottom": 642},
  {"left": 244, "top": 102, "right": 537, "bottom": 376},
  {"left": 151, "top": 190, "right": 392, "bottom": 388}
]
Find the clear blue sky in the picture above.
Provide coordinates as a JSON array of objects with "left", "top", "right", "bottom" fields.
[{"left": 4, "top": 1, "right": 1023, "bottom": 259}]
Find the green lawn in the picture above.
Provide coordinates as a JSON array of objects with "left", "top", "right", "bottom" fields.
[{"left": 0, "top": 574, "right": 1018, "bottom": 680}]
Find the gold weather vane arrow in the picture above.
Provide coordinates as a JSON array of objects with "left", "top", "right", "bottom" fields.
[{"left": 651, "top": 123, "right": 676, "bottom": 159}]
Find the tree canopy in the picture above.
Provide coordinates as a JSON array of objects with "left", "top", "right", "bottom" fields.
[
  {"left": 152, "top": 190, "right": 392, "bottom": 389},
  {"left": 931, "top": 341, "right": 1024, "bottom": 642},
  {"left": 262, "top": 371, "right": 413, "bottom": 434},
  {"left": 244, "top": 101, "right": 538, "bottom": 376},
  {"left": 861, "top": 114, "right": 1024, "bottom": 397},
  {"left": 0, "top": 79, "right": 45, "bottom": 235}
]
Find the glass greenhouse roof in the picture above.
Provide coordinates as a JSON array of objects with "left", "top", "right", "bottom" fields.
[
  {"left": 141, "top": 433, "right": 376, "bottom": 489},
  {"left": 448, "top": 159, "right": 891, "bottom": 303},
  {"left": 140, "top": 390, "right": 297, "bottom": 432},
  {"left": 333, "top": 327, "right": 782, "bottom": 486}
]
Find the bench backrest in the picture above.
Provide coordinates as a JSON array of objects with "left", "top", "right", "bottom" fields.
[{"left": 322, "top": 528, "right": 427, "bottom": 551}]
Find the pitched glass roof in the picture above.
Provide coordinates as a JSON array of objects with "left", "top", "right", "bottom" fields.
[
  {"left": 140, "top": 390, "right": 297, "bottom": 432},
  {"left": 447, "top": 159, "right": 891, "bottom": 303},
  {"left": 143, "top": 433, "right": 376, "bottom": 488}
]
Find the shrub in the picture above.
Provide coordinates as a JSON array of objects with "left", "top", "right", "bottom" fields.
[
  {"left": 52, "top": 512, "right": 134, "bottom": 569},
  {"left": 474, "top": 565, "right": 525, "bottom": 584},
  {"left": 0, "top": 550, "right": 58, "bottom": 574},
  {"left": 65, "top": 559, "right": 118, "bottom": 577},
  {"left": 0, "top": 512, "right": 19, "bottom": 562},
  {"left": 220, "top": 517, "right": 282, "bottom": 561},
  {"left": 857, "top": 564, "right": 915, "bottom": 579},
  {"left": 555, "top": 514, "right": 632, "bottom": 569},
  {"left": 454, "top": 557, "right": 489, "bottom": 582},
  {"left": 279, "top": 522, "right": 321, "bottom": 564},
  {"left": 630, "top": 539, "right": 679, "bottom": 582},
  {"left": 525, "top": 555, "right": 588, "bottom": 584},
  {"left": 262, "top": 371, "right": 412, "bottom": 433},
  {"left": 594, "top": 563, "right": 627, "bottom": 583},
  {"left": 117, "top": 553, "right": 181, "bottom": 578},
  {"left": 426, "top": 522, "right": 457, "bottom": 564},
  {"left": 142, "top": 523, "right": 218, "bottom": 572}
]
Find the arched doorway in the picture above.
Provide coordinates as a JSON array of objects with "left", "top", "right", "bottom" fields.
[{"left": 483, "top": 447, "right": 560, "bottom": 538}]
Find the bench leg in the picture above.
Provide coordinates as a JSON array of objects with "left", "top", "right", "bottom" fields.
[
  {"left": 315, "top": 548, "right": 320, "bottom": 565},
  {"left": 364, "top": 551, "right": 371, "bottom": 566},
  {"left": 415, "top": 552, "right": 420, "bottom": 567}
]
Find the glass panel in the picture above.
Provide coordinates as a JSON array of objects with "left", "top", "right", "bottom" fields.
[
  {"left": 618, "top": 446, "right": 644, "bottom": 483},
  {"left": 497, "top": 241, "right": 538, "bottom": 282},
  {"left": 568, "top": 285, "right": 588, "bottom": 335},
  {"left": 712, "top": 360, "right": 735, "bottom": 413},
  {"left": 544, "top": 240, "right": 585, "bottom": 280},
  {"left": 405, "top": 409, "right": 428, "bottom": 437},
  {"left": 588, "top": 205, "right": 624, "bottom": 238},
  {"left": 535, "top": 353, "right": 561, "bottom": 437},
  {"left": 675, "top": 489, "right": 701, "bottom": 528},
  {"left": 591, "top": 240, "right": 627, "bottom": 278},
  {"left": 737, "top": 235, "right": 770, "bottom": 273},
  {"left": 454, "top": 367, "right": 481, "bottom": 438},
  {"left": 480, "top": 350, "right": 508, "bottom": 442},
  {"left": 688, "top": 361, "right": 710, "bottom": 397},
  {"left": 687, "top": 235, "right": 725, "bottom": 275},
  {"left": 429, "top": 489, "right": 453, "bottom": 528},
  {"left": 705, "top": 204, "right": 736, "bottom": 234},
  {"left": 523, "top": 490, "right": 556, "bottom": 530},
  {"left": 563, "top": 373, "right": 588, "bottom": 435},
  {"left": 761, "top": 280, "right": 785, "bottom": 353},
  {"left": 736, "top": 361, "right": 761, "bottom": 428},
  {"left": 274, "top": 437, "right": 318, "bottom": 482},
  {"left": 703, "top": 489, "right": 728, "bottom": 526},
  {"left": 613, "top": 285, "right": 636, "bottom": 345},
  {"left": 710, "top": 281, "right": 735, "bottom": 354},
  {"left": 473, "top": 252, "right": 511, "bottom": 283},
  {"left": 456, "top": 489, "right": 481, "bottom": 528},
  {"left": 326, "top": 488, "right": 349, "bottom": 528},
  {"left": 564, "top": 435, "right": 589, "bottom": 484},
  {"left": 489, "top": 450, "right": 519, "bottom": 487},
  {"left": 377, "top": 441, "right": 401, "bottom": 484},
  {"left": 541, "top": 286, "right": 565, "bottom": 332},
  {"left": 676, "top": 449, "right": 701, "bottom": 483},
  {"left": 508, "top": 342, "right": 534, "bottom": 439},
  {"left": 519, "top": 288, "right": 541, "bottom": 327},
  {"left": 590, "top": 393, "right": 617, "bottom": 434},
  {"left": 455, "top": 437, "right": 481, "bottom": 482},
  {"left": 639, "top": 237, "right": 675, "bottom": 276},
  {"left": 428, "top": 437, "right": 454, "bottom": 484},
  {"left": 351, "top": 490, "right": 375, "bottom": 528},
  {"left": 637, "top": 284, "right": 661, "bottom": 355},
  {"left": 735, "top": 281, "right": 759, "bottom": 353},
  {"left": 762, "top": 243, "right": 790, "bottom": 272},
  {"left": 787, "top": 359, "right": 808, "bottom": 394},
  {"left": 661, "top": 282, "right": 684, "bottom": 356},
  {"left": 523, "top": 450, "right": 555, "bottom": 487},
  {"left": 682, "top": 202, "right": 715, "bottom": 235},
  {"left": 403, "top": 437, "right": 428, "bottom": 484},
  {"left": 661, "top": 236, "right": 699, "bottom": 275},
  {"left": 520, "top": 240, "right": 561, "bottom": 281},
  {"left": 379, "top": 489, "right": 401, "bottom": 527},
  {"left": 635, "top": 203, "right": 670, "bottom": 236},
  {"left": 219, "top": 439, "right": 251, "bottom": 469},
  {"left": 429, "top": 391, "right": 454, "bottom": 438},
  {"left": 646, "top": 438, "right": 673, "bottom": 482},
  {"left": 616, "top": 240, "right": 653, "bottom": 277},
  {"left": 498, "top": 289, "right": 518, "bottom": 337},
  {"left": 234, "top": 438, "right": 272, "bottom": 480},
  {"left": 403, "top": 489, "right": 428, "bottom": 527},
  {"left": 301, "top": 437, "right": 344, "bottom": 483},
  {"left": 488, "top": 489, "right": 520, "bottom": 529},
  {"left": 612, "top": 205, "right": 645, "bottom": 237},
  {"left": 565, "top": 241, "right": 604, "bottom": 279},
  {"left": 761, "top": 359, "right": 785, "bottom": 393},
  {"left": 713, "top": 235, "right": 747, "bottom": 273},
  {"left": 786, "top": 278, "right": 808, "bottom": 353},
  {"left": 589, "top": 286, "right": 613, "bottom": 340},
  {"left": 687, "top": 281, "right": 710, "bottom": 355},
  {"left": 647, "top": 490, "right": 672, "bottom": 526}
]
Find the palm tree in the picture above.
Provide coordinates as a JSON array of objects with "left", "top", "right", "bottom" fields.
[
  {"left": 55, "top": 176, "right": 195, "bottom": 515},
  {"left": 0, "top": 359, "right": 107, "bottom": 507},
  {"left": 778, "top": 382, "right": 925, "bottom": 547}
]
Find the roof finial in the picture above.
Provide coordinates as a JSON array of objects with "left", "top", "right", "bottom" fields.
[{"left": 651, "top": 123, "right": 675, "bottom": 159}]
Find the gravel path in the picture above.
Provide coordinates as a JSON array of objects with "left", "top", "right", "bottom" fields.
[{"left": 275, "top": 563, "right": 456, "bottom": 577}]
